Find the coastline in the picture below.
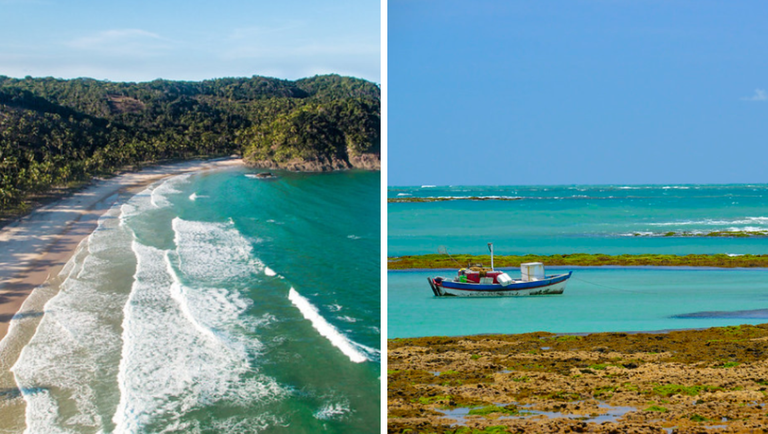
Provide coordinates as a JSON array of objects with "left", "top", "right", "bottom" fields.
[
  {"left": 0, "top": 162, "right": 381, "bottom": 432},
  {"left": 0, "top": 157, "right": 244, "bottom": 341}
]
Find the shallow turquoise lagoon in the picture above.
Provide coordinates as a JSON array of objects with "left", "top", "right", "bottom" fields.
[
  {"left": 389, "top": 267, "right": 768, "bottom": 338},
  {"left": 388, "top": 183, "right": 768, "bottom": 338}
]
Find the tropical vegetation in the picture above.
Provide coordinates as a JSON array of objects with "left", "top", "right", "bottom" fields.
[{"left": 0, "top": 74, "right": 380, "bottom": 215}]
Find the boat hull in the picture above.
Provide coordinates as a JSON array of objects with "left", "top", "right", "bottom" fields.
[{"left": 428, "top": 272, "right": 572, "bottom": 297}]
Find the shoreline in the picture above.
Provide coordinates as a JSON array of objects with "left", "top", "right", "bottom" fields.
[{"left": 0, "top": 157, "right": 244, "bottom": 341}]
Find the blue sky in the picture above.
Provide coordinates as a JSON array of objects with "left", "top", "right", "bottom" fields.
[
  {"left": 0, "top": 0, "right": 380, "bottom": 83},
  {"left": 388, "top": 0, "right": 768, "bottom": 186}
]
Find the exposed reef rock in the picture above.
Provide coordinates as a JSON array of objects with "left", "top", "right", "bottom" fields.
[
  {"left": 249, "top": 152, "right": 380, "bottom": 172},
  {"left": 388, "top": 253, "right": 768, "bottom": 270},
  {"left": 388, "top": 324, "right": 768, "bottom": 433}
]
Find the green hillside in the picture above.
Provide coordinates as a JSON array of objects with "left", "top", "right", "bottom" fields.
[{"left": 0, "top": 74, "right": 379, "bottom": 214}]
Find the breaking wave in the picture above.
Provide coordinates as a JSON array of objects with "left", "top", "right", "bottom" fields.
[{"left": 288, "top": 288, "right": 373, "bottom": 363}]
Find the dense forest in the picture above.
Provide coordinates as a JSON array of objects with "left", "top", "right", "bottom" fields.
[{"left": 0, "top": 74, "right": 380, "bottom": 213}]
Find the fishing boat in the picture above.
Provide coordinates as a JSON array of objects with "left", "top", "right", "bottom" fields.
[{"left": 427, "top": 244, "right": 572, "bottom": 297}]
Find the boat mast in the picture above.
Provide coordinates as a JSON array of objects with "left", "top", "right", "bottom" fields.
[{"left": 487, "top": 242, "right": 494, "bottom": 270}]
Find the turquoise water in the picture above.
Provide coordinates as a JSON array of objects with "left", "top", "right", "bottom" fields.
[
  {"left": 389, "top": 184, "right": 768, "bottom": 256},
  {"left": 388, "top": 184, "right": 768, "bottom": 338},
  {"left": 390, "top": 267, "right": 768, "bottom": 338},
  {"left": 12, "top": 168, "right": 380, "bottom": 433}
]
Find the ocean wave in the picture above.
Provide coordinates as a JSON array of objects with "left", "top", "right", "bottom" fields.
[
  {"left": 12, "top": 204, "right": 134, "bottom": 433},
  {"left": 728, "top": 226, "right": 766, "bottom": 232},
  {"left": 288, "top": 288, "right": 370, "bottom": 363},
  {"left": 619, "top": 231, "right": 657, "bottom": 237},
  {"left": 150, "top": 174, "right": 190, "bottom": 208},
  {"left": 648, "top": 217, "right": 768, "bottom": 227},
  {"left": 314, "top": 398, "right": 352, "bottom": 421},
  {"left": 114, "top": 240, "right": 287, "bottom": 432},
  {"left": 171, "top": 218, "right": 264, "bottom": 285},
  {"left": 621, "top": 228, "right": 768, "bottom": 237}
]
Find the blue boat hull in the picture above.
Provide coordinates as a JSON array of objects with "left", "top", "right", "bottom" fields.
[{"left": 428, "top": 272, "right": 572, "bottom": 297}]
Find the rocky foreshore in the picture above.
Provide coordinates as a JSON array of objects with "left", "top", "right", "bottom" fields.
[
  {"left": 388, "top": 324, "right": 768, "bottom": 433},
  {"left": 387, "top": 253, "right": 768, "bottom": 270},
  {"left": 248, "top": 153, "right": 380, "bottom": 172}
]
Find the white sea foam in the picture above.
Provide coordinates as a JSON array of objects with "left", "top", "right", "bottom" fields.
[
  {"left": 649, "top": 217, "right": 768, "bottom": 227},
  {"left": 288, "top": 288, "right": 369, "bottom": 363},
  {"left": 727, "top": 226, "right": 767, "bottom": 233},
  {"left": 619, "top": 231, "right": 657, "bottom": 237},
  {"left": 189, "top": 192, "right": 198, "bottom": 201},
  {"left": 327, "top": 304, "right": 342, "bottom": 312},
  {"left": 171, "top": 218, "right": 264, "bottom": 284},
  {"left": 119, "top": 184, "right": 160, "bottom": 225},
  {"left": 347, "top": 235, "right": 361, "bottom": 240},
  {"left": 264, "top": 266, "right": 277, "bottom": 276},
  {"left": 397, "top": 193, "right": 412, "bottom": 196},
  {"left": 149, "top": 174, "right": 189, "bottom": 208},
  {"left": 12, "top": 204, "right": 133, "bottom": 433},
  {"left": 113, "top": 239, "right": 286, "bottom": 432},
  {"left": 314, "top": 399, "right": 352, "bottom": 420},
  {"left": 112, "top": 209, "right": 286, "bottom": 432},
  {"left": 337, "top": 316, "right": 358, "bottom": 323}
]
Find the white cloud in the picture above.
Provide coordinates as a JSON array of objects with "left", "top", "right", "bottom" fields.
[
  {"left": 66, "top": 29, "right": 172, "bottom": 57},
  {"left": 741, "top": 88, "right": 767, "bottom": 102}
]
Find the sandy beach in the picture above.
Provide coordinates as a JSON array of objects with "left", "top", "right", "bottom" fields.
[
  {"left": 0, "top": 157, "right": 244, "bottom": 341},
  {"left": 0, "top": 157, "right": 245, "bottom": 430}
]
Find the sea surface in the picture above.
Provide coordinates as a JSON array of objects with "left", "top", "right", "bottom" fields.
[
  {"left": 388, "top": 184, "right": 768, "bottom": 338},
  {"left": 9, "top": 167, "right": 380, "bottom": 433}
]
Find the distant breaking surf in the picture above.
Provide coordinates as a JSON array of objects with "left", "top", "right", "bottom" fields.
[{"left": 288, "top": 288, "right": 369, "bottom": 363}]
